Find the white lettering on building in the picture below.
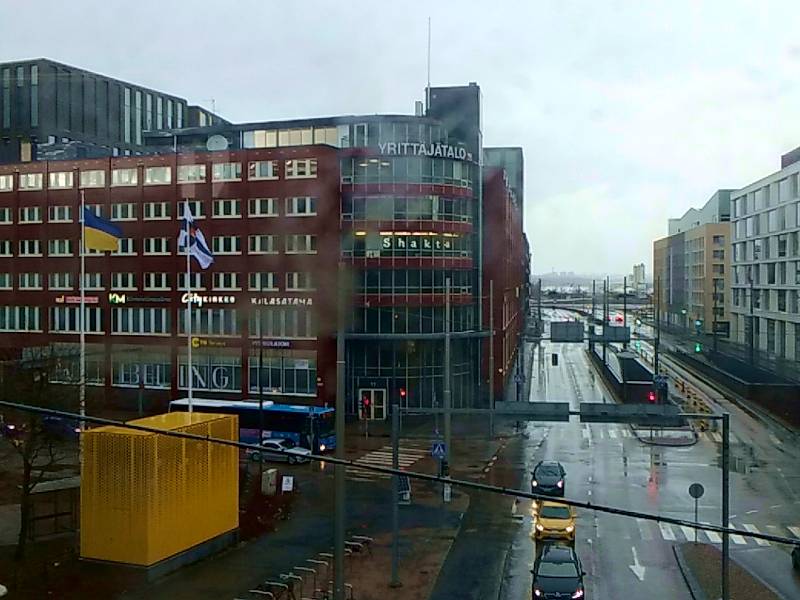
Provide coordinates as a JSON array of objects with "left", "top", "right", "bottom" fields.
[{"left": 377, "top": 142, "right": 470, "bottom": 161}]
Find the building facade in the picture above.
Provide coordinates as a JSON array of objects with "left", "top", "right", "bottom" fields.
[
  {"left": 730, "top": 151, "right": 800, "bottom": 360},
  {"left": 653, "top": 191, "right": 732, "bottom": 336},
  {"left": 0, "top": 59, "right": 223, "bottom": 164}
]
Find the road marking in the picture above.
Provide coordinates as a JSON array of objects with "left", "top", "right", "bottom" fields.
[
  {"left": 743, "top": 524, "right": 769, "bottom": 546},
  {"left": 746, "top": 509, "right": 758, "bottom": 514},
  {"left": 788, "top": 526, "right": 800, "bottom": 539},
  {"left": 637, "top": 518, "right": 653, "bottom": 541},
  {"left": 680, "top": 525, "right": 697, "bottom": 541},
  {"left": 711, "top": 432, "right": 722, "bottom": 443},
  {"left": 770, "top": 505, "right": 781, "bottom": 509},
  {"left": 609, "top": 429, "right": 618, "bottom": 439},
  {"left": 620, "top": 429, "right": 630, "bottom": 438},
  {"left": 582, "top": 426, "right": 590, "bottom": 440},
  {"left": 658, "top": 523, "right": 676, "bottom": 541},
  {"left": 729, "top": 530, "right": 747, "bottom": 545},
  {"left": 705, "top": 529, "right": 722, "bottom": 543},
  {"left": 769, "top": 433, "right": 782, "bottom": 446}
]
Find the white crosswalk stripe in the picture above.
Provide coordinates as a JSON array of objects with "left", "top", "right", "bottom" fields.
[
  {"left": 608, "top": 429, "right": 618, "bottom": 439},
  {"left": 680, "top": 526, "right": 697, "bottom": 541},
  {"left": 788, "top": 526, "right": 800, "bottom": 539},
  {"left": 637, "top": 518, "right": 653, "bottom": 541},
  {"left": 711, "top": 432, "right": 722, "bottom": 443},
  {"left": 658, "top": 523, "right": 676, "bottom": 541},
  {"left": 705, "top": 529, "right": 722, "bottom": 544},
  {"left": 347, "top": 445, "right": 428, "bottom": 481},
  {"left": 620, "top": 429, "right": 631, "bottom": 438},
  {"left": 743, "top": 524, "right": 770, "bottom": 546}
]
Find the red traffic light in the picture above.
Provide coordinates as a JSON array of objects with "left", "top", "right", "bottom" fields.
[
  {"left": 399, "top": 387, "right": 406, "bottom": 398},
  {"left": 648, "top": 391, "right": 656, "bottom": 403},
  {"left": 362, "top": 396, "right": 370, "bottom": 407}
]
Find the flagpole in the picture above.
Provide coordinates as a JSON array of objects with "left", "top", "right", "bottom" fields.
[
  {"left": 185, "top": 201, "right": 193, "bottom": 413},
  {"left": 79, "top": 191, "right": 86, "bottom": 433}
]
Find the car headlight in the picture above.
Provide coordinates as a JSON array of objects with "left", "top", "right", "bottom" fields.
[
  {"left": 533, "top": 589, "right": 542, "bottom": 597},
  {"left": 566, "top": 525, "right": 574, "bottom": 533},
  {"left": 319, "top": 444, "right": 326, "bottom": 451},
  {"left": 536, "top": 523, "right": 544, "bottom": 531},
  {"left": 557, "top": 480, "right": 564, "bottom": 489},
  {"left": 571, "top": 588, "right": 584, "bottom": 599},
  {"left": 532, "top": 480, "right": 538, "bottom": 487}
]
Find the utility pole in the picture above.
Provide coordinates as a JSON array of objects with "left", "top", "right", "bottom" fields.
[
  {"left": 591, "top": 279, "right": 596, "bottom": 351},
  {"left": 623, "top": 275, "right": 628, "bottom": 350},
  {"left": 602, "top": 278, "right": 608, "bottom": 367},
  {"left": 721, "top": 412, "right": 731, "bottom": 600},
  {"left": 390, "top": 402, "right": 401, "bottom": 588},
  {"left": 654, "top": 276, "right": 661, "bottom": 375},
  {"left": 749, "top": 276, "right": 755, "bottom": 365},
  {"left": 444, "top": 277, "right": 451, "bottom": 470},
  {"left": 334, "top": 262, "right": 346, "bottom": 600},
  {"left": 537, "top": 278, "right": 542, "bottom": 334},
  {"left": 258, "top": 306, "right": 265, "bottom": 479},
  {"left": 488, "top": 279, "right": 494, "bottom": 437},
  {"left": 712, "top": 278, "right": 719, "bottom": 354}
]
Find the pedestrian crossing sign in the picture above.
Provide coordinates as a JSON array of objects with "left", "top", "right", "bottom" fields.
[{"left": 431, "top": 441, "right": 446, "bottom": 459}]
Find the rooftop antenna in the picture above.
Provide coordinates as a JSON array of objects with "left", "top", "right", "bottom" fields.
[
  {"left": 426, "top": 16, "right": 431, "bottom": 114},
  {"left": 204, "top": 98, "right": 217, "bottom": 115}
]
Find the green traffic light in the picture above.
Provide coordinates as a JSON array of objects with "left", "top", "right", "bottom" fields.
[{"left": 694, "top": 343, "right": 702, "bottom": 353}]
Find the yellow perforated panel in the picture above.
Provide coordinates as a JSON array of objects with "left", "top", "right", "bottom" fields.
[{"left": 80, "top": 412, "right": 239, "bottom": 566}]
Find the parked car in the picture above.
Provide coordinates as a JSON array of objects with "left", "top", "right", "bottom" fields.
[
  {"left": 532, "top": 543, "right": 585, "bottom": 599},
  {"left": 250, "top": 438, "right": 312, "bottom": 464},
  {"left": 532, "top": 460, "right": 567, "bottom": 497},
  {"left": 42, "top": 416, "right": 81, "bottom": 440},
  {"left": 534, "top": 501, "right": 577, "bottom": 542}
]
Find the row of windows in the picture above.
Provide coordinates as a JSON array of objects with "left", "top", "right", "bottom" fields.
[
  {"left": 733, "top": 203, "right": 800, "bottom": 240},
  {"left": 340, "top": 157, "right": 472, "bottom": 188},
  {"left": 342, "top": 195, "right": 473, "bottom": 222},
  {"left": 357, "top": 269, "right": 473, "bottom": 294},
  {"left": 733, "top": 261, "right": 800, "bottom": 286},
  {"left": 731, "top": 173, "right": 800, "bottom": 219},
  {"left": 0, "top": 198, "right": 318, "bottom": 224},
  {"left": 0, "top": 159, "right": 318, "bottom": 192},
  {"left": 732, "top": 232, "right": 800, "bottom": 263},
  {"left": 732, "top": 287, "right": 800, "bottom": 314}
]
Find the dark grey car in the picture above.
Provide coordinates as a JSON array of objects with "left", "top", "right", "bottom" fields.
[
  {"left": 532, "top": 460, "right": 566, "bottom": 497},
  {"left": 532, "top": 543, "right": 586, "bottom": 599}
]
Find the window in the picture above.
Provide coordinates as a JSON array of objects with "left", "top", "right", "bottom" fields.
[
  {"left": 0, "top": 273, "right": 10, "bottom": 289},
  {"left": 48, "top": 205, "right": 72, "bottom": 222},
  {"left": 19, "top": 206, "right": 42, "bottom": 223},
  {"left": 144, "top": 202, "right": 171, "bottom": 220},
  {"left": 182, "top": 199, "right": 205, "bottom": 218},
  {"left": 0, "top": 307, "right": 41, "bottom": 332},
  {"left": 248, "top": 234, "right": 277, "bottom": 254},
  {"left": 285, "top": 234, "right": 317, "bottom": 254},
  {"left": 0, "top": 240, "right": 11, "bottom": 255},
  {"left": 286, "top": 272, "right": 315, "bottom": 291},
  {"left": 285, "top": 158, "right": 317, "bottom": 179},
  {"left": 19, "top": 240, "right": 41, "bottom": 256},
  {"left": 248, "top": 160, "right": 279, "bottom": 180},
  {"left": 18, "top": 273, "right": 42, "bottom": 289},
  {"left": 143, "top": 237, "right": 170, "bottom": 255},
  {"left": 213, "top": 198, "right": 241, "bottom": 217},
  {"left": 112, "top": 238, "right": 136, "bottom": 255},
  {"left": 111, "top": 272, "right": 136, "bottom": 290},
  {"left": 179, "top": 309, "right": 239, "bottom": 337},
  {"left": 211, "top": 162, "right": 241, "bottom": 181},
  {"left": 49, "top": 171, "right": 74, "bottom": 189},
  {"left": 48, "top": 239, "right": 73, "bottom": 256},
  {"left": 778, "top": 290, "right": 787, "bottom": 312},
  {"left": 48, "top": 273, "right": 72, "bottom": 290},
  {"left": 768, "top": 263, "right": 776, "bottom": 284},
  {"left": 778, "top": 235, "right": 788, "bottom": 258},
  {"left": 249, "top": 307, "right": 316, "bottom": 340},
  {"left": 80, "top": 170, "right": 106, "bottom": 188},
  {"left": 111, "top": 307, "right": 170, "bottom": 335},
  {"left": 212, "top": 235, "right": 242, "bottom": 254},
  {"left": 144, "top": 166, "right": 171, "bottom": 185},
  {"left": 286, "top": 196, "right": 317, "bottom": 216},
  {"left": 0, "top": 208, "right": 9, "bottom": 224},
  {"left": 249, "top": 355, "right": 317, "bottom": 395},
  {"left": 144, "top": 272, "right": 170, "bottom": 290},
  {"left": 111, "top": 168, "right": 138, "bottom": 186},
  {"left": 248, "top": 197, "right": 278, "bottom": 217},
  {"left": 83, "top": 273, "right": 103, "bottom": 290},
  {"left": 248, "top": 272, "right": 277, "bottom": 291},
  {"left": 712, "top": 249, "right": 724, "bottom": 260},
  {"left": 111, "top": 202, "right": 137, "bottom": 221},
  {"left": 50, "top": 306, "right": 103, "bottom": 333},
  {"left": 177, "top": 164, "right": 206, "bottom": 183},
  {"left": 178, "top": 272, "right": 203, "bottom": 290},
  {"left": 0, "top": 174, "right": 13, "bottom": 192},
  {"left": 19, "top": 173, "right": 43, "bottom": 190},
  {"left": 213, "top": 272, "right": 240, "bottom": 290}
]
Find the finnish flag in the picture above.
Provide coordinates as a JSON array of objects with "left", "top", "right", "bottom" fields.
[{"left": 178, "top": 203, "right": 215, "bottom": 269}]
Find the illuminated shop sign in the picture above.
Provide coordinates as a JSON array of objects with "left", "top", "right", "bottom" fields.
[
  {"left": 108, "top": 293, "right": 171, "bottom": 305},
  {"left": 191, "top": 337, "right": 227, "bottom": 349},
  {"left": 378, "top": 142, "right": 471, "bottom": 161},
  {"left": 380, "top": 233, "right": 455, "bottom": 251},
  {"left": 55, "top": 295, "right": 99, "bottom": 304},
  {"left": 250, "top": 297, "right": 314, "bottom": 306},
  {"left": 182, "top": 292, "right": 236, "bottom": 307},
  {"left": 251, "top": 339, "right": 292, "bottom": 349}
]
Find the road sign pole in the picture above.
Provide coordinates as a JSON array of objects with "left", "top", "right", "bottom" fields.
[
  {"left": 390, "top": 402, "right": 401, "bottom": 588},
  {"left": 694, "top": 497, "right": 698, "bottom": 543},
  {"left": 334, "top": 262, "right": 346, "bottom": 600},
  {"left": 722, "top": 413, "right": 730, "bottom": 600}
]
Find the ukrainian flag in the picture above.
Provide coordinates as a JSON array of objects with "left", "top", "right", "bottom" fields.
[{"left": 83, "top": 208, "right": 122, "bottom": 251}]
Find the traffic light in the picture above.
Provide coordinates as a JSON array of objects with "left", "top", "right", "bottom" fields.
[
  {"left": 399, "top": 387, "right": 406, "bottom": 400},
  {"left": 648, "top": 390, "right": 656, "bottom": 403},
  {"left": 694, "top": 342, "right": 702, "bottom": 353},
  {"left": 634, "top": 340, "right": 641, "bottom": 350},
  {"left": 360, "top": 395, "right": 371, "bottom": 418}
]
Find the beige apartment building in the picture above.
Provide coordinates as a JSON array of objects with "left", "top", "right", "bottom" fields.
[{"left": 653, "top": 191, "right": 732, "bottom": 337}]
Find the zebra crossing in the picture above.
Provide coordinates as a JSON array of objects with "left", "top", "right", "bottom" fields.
[
  {"left": 633, "top": 519, "right": 800, "bottom": 547},
  {"left": 347, "top": 443, "right": 429, "bottom": 482}
]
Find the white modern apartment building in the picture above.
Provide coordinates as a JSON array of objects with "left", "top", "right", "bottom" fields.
[{"left": 730, "top": 146, "right": 800, "bottom": 360}]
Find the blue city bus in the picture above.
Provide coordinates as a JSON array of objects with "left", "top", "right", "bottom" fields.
[{"left": 169, "top": 398, "right": 335, "bottom": 453}]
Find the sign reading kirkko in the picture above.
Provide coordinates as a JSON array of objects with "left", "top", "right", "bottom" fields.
[
  {"left": 182, "top": 292, "right": 236, "bottom": 307},
  {"left": 378, "top": 141, "right": 472, "bottom": 161}
]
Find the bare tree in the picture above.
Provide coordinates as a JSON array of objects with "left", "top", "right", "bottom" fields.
[{"left": 0, "top": 346, "right": 76, "bottom": 561}]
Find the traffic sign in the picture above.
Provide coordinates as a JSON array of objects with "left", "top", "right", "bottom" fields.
[
  {"left": 689, "top": 483, "right": 705, "bottom": 499},
  {"left": 431, "top": 441, "right": 446, "bottom": 459}
]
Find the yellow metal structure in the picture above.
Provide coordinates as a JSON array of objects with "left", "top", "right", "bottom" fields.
[{"left": 80, "top": 412, "right": 239, "bottom": 566}]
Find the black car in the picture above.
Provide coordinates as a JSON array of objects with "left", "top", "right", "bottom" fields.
[
  {"left": 532, "top": 543, "right": 586, "bottom": 599},
  {"left": 532, "top": 460, "right": 566, "bottom": 497}
]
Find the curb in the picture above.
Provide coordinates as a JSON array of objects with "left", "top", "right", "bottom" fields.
[
  {"left": 672, "top": 544, "right": 708, "bottom": 600},
  {"left": 629, "top": 426, "right": 699, "bottom": 447}
]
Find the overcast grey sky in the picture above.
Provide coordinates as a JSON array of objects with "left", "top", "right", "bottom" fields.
[{"left": 3, "top": 0, "right": 799, "bottom": 275}]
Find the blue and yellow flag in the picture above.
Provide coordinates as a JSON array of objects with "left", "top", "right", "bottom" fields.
[{"left": 83, "top": 208, "right": 122, "bottom": 251}]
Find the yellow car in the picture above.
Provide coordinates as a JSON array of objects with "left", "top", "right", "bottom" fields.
[{"left": 534, "top": 501, "right": 576, "bottom": 542}]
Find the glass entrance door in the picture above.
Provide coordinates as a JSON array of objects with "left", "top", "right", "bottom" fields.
[{"left": 358, "top": 388, "right": 387, "bottom": 420}]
